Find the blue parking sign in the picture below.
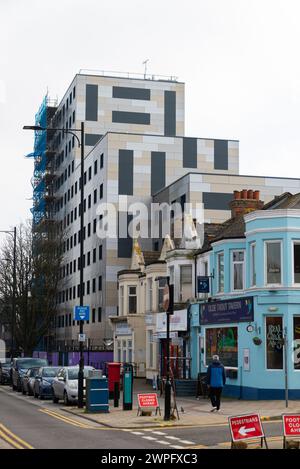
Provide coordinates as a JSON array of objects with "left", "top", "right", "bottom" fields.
[{"left": 74, "top": 305, "right": 90, "bottom": 321}]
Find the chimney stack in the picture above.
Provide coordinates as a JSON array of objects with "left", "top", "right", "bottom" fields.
[{"left": 230, "top": 190, "right": 264, "bottom": 218}]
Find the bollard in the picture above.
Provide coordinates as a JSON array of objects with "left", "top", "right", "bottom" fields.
[{"left": 114, "top": 382, "right": 120, "bottom": 407}]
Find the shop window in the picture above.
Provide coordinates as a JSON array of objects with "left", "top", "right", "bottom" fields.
[
  {"left": 266, "top": 316, "right": 283, "bottom": 369},
  {"left": 250, "top": 243, "right": 256, "bottom": 287},
  {"left": 293, "top": 316, "right": 300, "bottom": 370},
  {"left": 265, "top": 241, "right": 282, "bottom": 285},
  {"left": 232, "top": 250, "right": 244, "bottom": 291},
  {"left": 205, "top": 327, "right": 238, "bottom": 367},
  {"left": 128, "top": 286, "right": 137, "bottom": 314},
  {"left": 217, "top": 252, "right": 224, "bottom": 293},
  {"left": 293, "top": 243, "right": 300, "bottom": 283}
]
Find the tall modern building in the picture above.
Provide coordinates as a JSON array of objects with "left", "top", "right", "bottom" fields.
[{"left": 26, "top": 70, "right": 300, "bottom": 352}]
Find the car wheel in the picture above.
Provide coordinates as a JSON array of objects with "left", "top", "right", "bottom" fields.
[
  {"left": 63, "top": 391, "right": 70, "bottom": 406},
  {"left": 52, "top": 394, "right": 59, "bottom": 404}
]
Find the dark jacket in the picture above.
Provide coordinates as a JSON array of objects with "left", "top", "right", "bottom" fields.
[{"left": 206, "top": 361, "right": 226, "bottom": 388}]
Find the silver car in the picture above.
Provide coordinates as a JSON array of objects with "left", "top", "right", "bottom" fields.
[{"left": 52, "top": 366, "right": 95, "bottom": 405}]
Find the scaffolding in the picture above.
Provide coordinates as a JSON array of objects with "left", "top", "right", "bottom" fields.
[{"left": 26, "top": 96, "right": 58, "bottom": 227}]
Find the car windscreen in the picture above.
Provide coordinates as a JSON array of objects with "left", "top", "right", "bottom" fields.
[
  {"left": 67, "top": 368, "right": 94, "bottom": 380},
  {"left": 17, "top": 359, "right": 48, "bottom": 369},
  {"left": 42, "top": 368, "right": 59, "bottom": 377},
  {"left": 29, "top": 368, "right": 39, "bottom": 376}
]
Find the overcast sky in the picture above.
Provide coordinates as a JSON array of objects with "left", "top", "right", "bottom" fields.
[{"left": 1, "top": 0, "right": 300, "bottom": 229}]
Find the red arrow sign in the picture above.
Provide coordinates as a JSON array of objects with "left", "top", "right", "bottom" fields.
[
  {"left": 283, "top": 414, "right": 300, "bottom": 437},
  {"left": 229, "top": 413, "right": 264, "bottom": 442}
]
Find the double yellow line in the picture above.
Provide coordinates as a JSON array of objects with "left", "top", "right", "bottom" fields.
[
  {"left": 0, "top": 423, "right": 33, "bottom": 449},
  {"left": 39, "top": 408, "right": 94, "bottom": 429}
]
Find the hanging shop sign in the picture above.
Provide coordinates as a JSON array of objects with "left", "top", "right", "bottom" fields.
[
  {"left": 156, "top": 310, "right": 187, "bottom": 332},
  {"left": 200, "top": 297, "right": 254, "bottom": 325}
]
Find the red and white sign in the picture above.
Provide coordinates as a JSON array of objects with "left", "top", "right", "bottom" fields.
[
  {"left": 283, "top": 414, "right": 300, "bottom": 437},
  {"left": 229, "top": 413, "right": 264, "bottom": 442},
  {"left": 137, "top": 393, "right": 159, "bottom": 409}
]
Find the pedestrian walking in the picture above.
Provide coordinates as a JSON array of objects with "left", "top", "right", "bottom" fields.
[{"left": 206, "top": 355, "right": 226, "bottom": 412}]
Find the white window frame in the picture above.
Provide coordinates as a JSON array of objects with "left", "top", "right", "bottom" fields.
[
  {"left": 264, "top": 240, "right": 283, "bottom": 287},
  {"left": 250, "top": 243, "right": 256, "bottom": 288},
  {"left": 265, "top": 315, "right": 284, "bottom": 371},
  {"left": 147, "top": 278, "right": 153, "bottom": 312},
  {"left": 128, "top": 285, "right": 137, "bottom": 314},
  {"left": 231, "top": 249, "right": 245, "bottom": 292},
  {"left": 292, "top": 241, "right": 300, "bottom": 285},
  {"left": 217, "top": 252, "right": 225, "bottom": 293},
  {"left": 119, "top": 286, "right": 124, "bottom": 316}
]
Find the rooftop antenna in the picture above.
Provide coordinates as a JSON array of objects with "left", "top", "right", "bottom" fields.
[{"left": 143, "top": 59, "right": 149, "bottom": 79}]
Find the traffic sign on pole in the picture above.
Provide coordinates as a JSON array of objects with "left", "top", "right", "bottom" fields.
[
  {"left": 197, "top": 276, "right": 210, "bottom": 293},
  {"left": 229, "top": 413, "right": 265, "bottom": 443},
  {"left": 74, "top": 305, "right": 90, "bottom": 321}
]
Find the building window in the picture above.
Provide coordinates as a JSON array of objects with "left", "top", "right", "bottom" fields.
[
  {"left": 94, "top": 160, "right": 98, "bottom": 175},
  {"left": 99, "top": 184, "right": 103, "bottom": 200},
  {"left": 128, "top": 286, "right": 137, "bottom": 314},
  {"left": 250, "top": 243, "right": 256, "bottom": 287},
  {"left": 92, "top": 308, "right": 95, "bottom": 323},
  {"left": 217, "top": 252, "right": 224, "bottom": 293},
  {"left": 98, "top": 307, "right": 102, "bottom": 322},
  {"left": 205, "top": 327, "right": 238, "bottom": 367},
  {"left": 100, "top": 153, "right": 104, "bottom": 169},
  {"left": 98, "top": 276, "right": 102, "bottom": 291},
  {"left": 94, "top": 189, "right": 97, "bottom": 204},
  {"left": 158, "top": 277, "right": 167, "bottom": 310},
  {"left": 232, "top": 250, "right": 244, "bottom": 291},
  {"left": 293, "top": 316, "right": 300, "bottom": 370},
  {"left": 266, "top": 316, "right": 283, "bottom": 369},
  {"left": 293, "top": 243, "right": 300, "bottom": 284},
  {"left": 99, "top": 245, "right": 102, "bottom": 260},
  {"left": 180, "top": 265, "right": 192, "bottom": 301},
  {"left": 93, "top": 248, "right": 96, "bottom": 263},
  {"left": 119, "top": 286, "right": 124, "bottom": 316},
  {"left": 147, "top": 278, "right": 153, "bottom": 311},
  {"left": 265, "top": 241, "right": 282, "bottom": 285},
  {"left": 117, "top": 340, "right": 121, "bottom": 362},
  {"left": 148, "top": 331, "right": 154, "bottom": 368}
]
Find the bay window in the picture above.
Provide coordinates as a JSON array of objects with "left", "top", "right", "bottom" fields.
[
  {"left": 293, "top": 243, "right": 300, "bottom": 284},
  {"left": 217, "top": 252, "right": 224, "bottom": 293},
  {"left": 265, "top": 241, "right": 282, "bottom": 285},
  {"left": 232, "top": 250, "right": 244, "bottom": 291},
  {"left": 250, "top": 243, "right": 256, "bottom": 287},
  {"left": 128, "top": 286, "right": 137, "bottom": 314}
]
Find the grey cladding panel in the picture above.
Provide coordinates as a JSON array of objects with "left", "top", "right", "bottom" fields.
[
  {"left": 214, "top": 140, "right": 228, "bottom": 170},
  {"left": 85, "top": 134, "right": 102, "bottom": 146},
  {"left": 151, "top": 152, "right": 166, "bottom": 195},
  {"left": 118, "top": 150, "right": 133, "bottom": 195},
  {"left": 85, "top": 84, "right": 98, "bottom": 121},
  {"left": 164, "top": 90, "right": 176, "bottom": 136},
  {"left": 113, "top": 86, "right": 150, "bottom": 100},
  {"left": 118, "top": 213, "right": 133, "bottom": 258},
  {"left": 112, "top": 111, "right": 150, "bottom": 125},
  {"left": 183, "top": 138, "right": 197, "bottom": 168},
  {"left": 203, "top": 192, "right": 233, "bottom": 210}
]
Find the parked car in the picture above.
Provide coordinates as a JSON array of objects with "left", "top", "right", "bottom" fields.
[
  {"left": 11, "top": 358, "right": 48, "bottom": 392},
  {"left": 33, "top": 367, "right": 60, "bottom": 399},
  {"left": 21, "top": 367, "right": 40, "bottom": 396},
  {"left": 0, "top": 359, "right": 12, "bottom": 385},
  {"left": 52, "top": 366, "right": 95, "bottom": 405}
]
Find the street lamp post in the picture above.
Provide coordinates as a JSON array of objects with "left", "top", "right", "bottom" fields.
[
  {"left": 23, "top": 123, "right": 85, "bottom": 408},
  {"left": 0, "top": 227, "right": 17, "bottom": 358},
  {"left": 156, "top": 276, "right": 174, "bottom": 421}
]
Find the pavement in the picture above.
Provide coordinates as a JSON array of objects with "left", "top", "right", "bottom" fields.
[{"left": 64, "top": 379, "right": 300, "bottom": 430}]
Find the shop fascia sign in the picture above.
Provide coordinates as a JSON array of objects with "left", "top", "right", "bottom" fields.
[
  {"left": 200, "top": 297, "right": 254, "bottom": 325},
  {"left": 115, "top": 323, "right": 132, "bottom": 336},
  {"left": 156, "top": 309, "right": 187, "bottom": 333}
]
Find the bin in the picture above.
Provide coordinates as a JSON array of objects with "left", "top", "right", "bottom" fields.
[
  {"left": 86, "top": 376, "right": 109, "bottom": 413},
  {"left": 107, "top": 362, "right": 121, "bottom": 399}
]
